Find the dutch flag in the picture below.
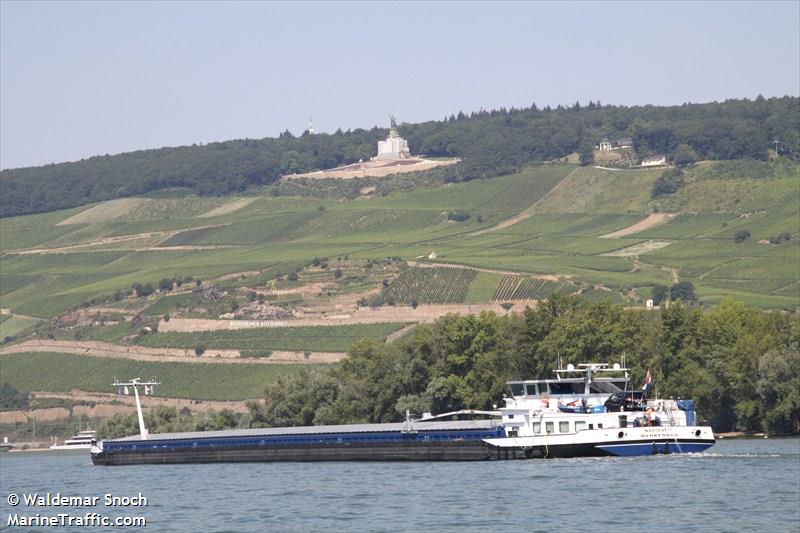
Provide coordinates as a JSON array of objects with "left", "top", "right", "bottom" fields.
[{"left": 642, "top": 368, "right": 653, "bottom": 396}]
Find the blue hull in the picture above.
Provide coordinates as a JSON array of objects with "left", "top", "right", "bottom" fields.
[{"left": 596, "top": 441, "right": 715, "bottom": 457}]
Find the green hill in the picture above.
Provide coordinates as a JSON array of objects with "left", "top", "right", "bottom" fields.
[
  {"left": 1, "top": 156, "right": 798, "bottom": 405},
  {"left": 1, "top": 160, "right": 797, "bottom": 319}
]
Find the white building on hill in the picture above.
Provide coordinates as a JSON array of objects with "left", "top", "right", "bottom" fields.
[
  {"left": 641, "top": 155, "right": 667, "bottom": 167},
  {"left": 376, "top": 116, "right": 411, "bottom": 160}
]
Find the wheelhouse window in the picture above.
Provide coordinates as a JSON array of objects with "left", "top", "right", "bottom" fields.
[
  {"left": 508, "top": 383, "right": 524, "bottom": 396},
  {"left": 559, "top": 421, "right": 570, "bottom": 433},
  {"left": 545, "top": 422, "right": 554, "bottom": 434},
  {"left": 575, "top": 421, "right": 586, "bottom": 431},
  {"left": 524, "top": 383, "right": 538, "bottom": 396},
  {"left": 549, "top": 382, "right": 585, "bottom": 395},
  {"left": 590, "top": 381, "right": 624, "bottom": 394},
  {"left": 532, "top": 422, "right": 541, "bottom": 434}
]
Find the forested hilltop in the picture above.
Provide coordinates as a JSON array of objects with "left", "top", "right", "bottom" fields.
[{"left": 2, "top": 96, "right": 798, "bottom": 217}]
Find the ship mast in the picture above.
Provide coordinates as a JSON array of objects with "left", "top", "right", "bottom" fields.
[{"left": 113, "top": 378, "right": 159, "bottom": 439}]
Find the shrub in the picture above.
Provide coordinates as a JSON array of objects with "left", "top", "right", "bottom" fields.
[
  {"left": 673, "top": 144, "right": 699, "bottom": 167},
  {"left": 194, "top": 345, "right": 206, "bottom": 356},
  {"left": 734, "top": 229, "right": 751, "bottom": 243},
  {"left": 768, "top": 232, "right": 792, "bottom": 245},
  {"left": 670, "top": 281, "right": 697, "bottom": 302},
  {"left": 652, "top": 168, "right": 684, "bottom": 197},
  {"left": 447, "top": 210, "right": 471, "bottom": 222},
  {"left": 652, "top": 284, "right": 669, "bottom": 305}
]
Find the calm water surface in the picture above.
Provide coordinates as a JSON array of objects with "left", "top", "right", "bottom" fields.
[{"left": 1, "top": 438, "right": 798, "bottom": 532}]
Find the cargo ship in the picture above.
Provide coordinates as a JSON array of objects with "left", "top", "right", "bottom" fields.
[{"left": 91, "top": 364, "right": 715, "bottom": 465}]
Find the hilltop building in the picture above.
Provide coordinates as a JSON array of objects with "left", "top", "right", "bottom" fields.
[
  {"left": 597, "top": 137, "right": 633, "bottom": 151},
  {"left": 376, "top": 116, "right": 411, "bottom": 160},
  {"left": 282, "top": 115, "right": 458, "bottom": 181}
]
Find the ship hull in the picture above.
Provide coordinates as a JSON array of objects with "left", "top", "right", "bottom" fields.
[
  {"left": 91, "top": 420, "right": 504, "bottom": 466},
  {"left": 92, "top": 439, "right": 494, "bottom": 465}
]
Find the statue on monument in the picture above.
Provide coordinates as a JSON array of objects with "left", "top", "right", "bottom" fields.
[{"left": 390, "top": 114, "right": 397, "bottom": 130}]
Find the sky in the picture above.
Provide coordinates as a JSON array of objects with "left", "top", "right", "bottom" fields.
[{"left": 1, "top": 1, "right": 798, "bottom": 169}]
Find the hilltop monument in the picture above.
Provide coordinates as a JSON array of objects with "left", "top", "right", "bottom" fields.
[
  {"left": 283, "top": 114, "right": 458, "bottom": 180},
  {"left": 376, "top": 115, "right": 411, "bottom": 160}
]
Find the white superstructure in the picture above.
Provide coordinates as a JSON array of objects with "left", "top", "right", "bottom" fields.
[{"left": 483, "top": 363, "right": 715, "bottom": 458}]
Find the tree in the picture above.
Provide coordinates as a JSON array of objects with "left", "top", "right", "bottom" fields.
[
  {"left": 447, "top": 210, "right": 471, "bottom": 222},
  {"left": 734, "top": 229, "right": 751, "bottom": 243},
  {"left": 670, "top": 281, "right": 696, "bottom": 302},
  {"left": 579, "top": 148, "right": 595, "bottom": 166},
  {"left": 652, "top": 168, "right": 684, "bottom": 196},
  {"left": 0, "top": 383, "right": 29, "bottom": 409},
  {"left": 652, "top": 284, "right": 669, "bottom": 305},
  {"left": 673, "top": 144, "right": 699, "bottom": 166}
]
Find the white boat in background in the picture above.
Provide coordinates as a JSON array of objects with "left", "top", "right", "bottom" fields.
[{"left": 50, "top": 429, "right": 96, "bottom": 451}]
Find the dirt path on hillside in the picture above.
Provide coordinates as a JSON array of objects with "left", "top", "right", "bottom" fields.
[
  {"left": 698, "top": 258, "right": 740, "bottom": 279},
  {"left": 158, "top": 302, "right": 535, "bottom": 332},
  {"left": 8, "top": 224, "right": 232, "bottom": 255},
  {"left": 196, "top": 198, "right": 257, "bottom": 218},
  {"left": 601, "top": 240, "right": 672, "bottom": 257},
  {"left": 599, "top": 213, "right": 676, "bottom": 239},
  {"left": 636, "top": 258, "right": 680, "bottom": 284},
  {"left": 0, "top": 340, "right": 345, "bottom": 364},
  {"left": 470, "top": 168, "right": 579, "bottom": 236},
  {"left": 285, "top": 158, "right": 459, "bottom": 180},
  {"left": 386, "top": 323, "right": 418, "bottom": 342},
  {"left": 57, "top": 198, "right": 148, "bottom": 225},
  {"left": 407, "top": 261, "right": 565, "bottom": 281}
]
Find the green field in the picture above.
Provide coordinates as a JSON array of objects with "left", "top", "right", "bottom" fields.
[
  {"left": 0, "top": 315, "right": 42, "bottom": 339},
  {"left": 0, "top": 352, "right": 308, "bottom": 401},
  {"left": 492, "top": 276, "right": 577, "bottom": 301},
  {"left": 375, "top": 267, "right": 477, "bottom": 305},
  {"left": 135, "top": 323, "right": 408, "bottom": 352},
  {"left": 0, "top": 161, "right": 797, "bottom": 324}
]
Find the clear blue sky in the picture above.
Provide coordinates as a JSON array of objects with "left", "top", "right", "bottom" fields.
[{"left": 1, "top": 0, "right": 798, "bottom": 169}]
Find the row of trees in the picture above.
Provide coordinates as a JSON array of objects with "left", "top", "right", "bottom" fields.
[
  {"left": 2, "top": 96, "right": 798, "bottom": 217},
  {"left": 98, "top": 405, "right": 241, "bottom": 439},
  {"left": 92, "top": 297, "right": 798, "bottom": 438},
  {"left": 249, "top": 296, "right": 798, "bottom": 434}
]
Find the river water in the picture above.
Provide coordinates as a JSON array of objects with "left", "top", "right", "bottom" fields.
[{"left": 1, "top": 438, "right": 798, "bottom": 532}]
